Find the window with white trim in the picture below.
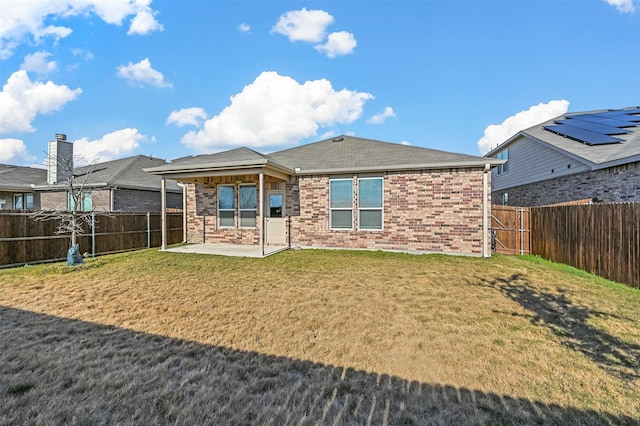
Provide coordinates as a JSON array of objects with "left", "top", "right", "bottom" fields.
[
  {"left": 218, "top": 185, "right": 235, "bottom": 227},
  {"left": 329, "top": 179, "right": 353, "bottom": 229},
  {"left": 239, "top": 184, "right": 257, "bottom": 228},
  {"left": 497, "top": 149, "right": 509, "bottom": 175},
  {"left": 358, "top": 177, "right": 383, "bottom": 230}
]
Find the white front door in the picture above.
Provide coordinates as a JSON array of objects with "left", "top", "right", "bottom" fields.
[{"left": 265, "top": 191, "right": 286, "bottom": 246}]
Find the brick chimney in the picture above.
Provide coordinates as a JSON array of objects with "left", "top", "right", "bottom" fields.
[{"left": 47, "top": 134, "right": 73, "bottom": 184}]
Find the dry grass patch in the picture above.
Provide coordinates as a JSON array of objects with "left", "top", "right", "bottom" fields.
[{"left": 0, "top": 249, "right": 639, "bottom": 424}]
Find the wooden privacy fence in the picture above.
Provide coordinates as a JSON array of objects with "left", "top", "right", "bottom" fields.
[
  {"left": 0, "top": 211, "right": 183, "bottom": 268},
  {"left": 530, "top": 202, "right": 640, "bottom": 289},
  {"left": 491, "top": 205, "right": 531, "bottom": 255}
]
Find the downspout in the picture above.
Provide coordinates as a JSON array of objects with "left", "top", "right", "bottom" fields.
[
  {"left": 482, "top": 163, "right": 490, "bottom": 258},
  {"left": 110, "top": 188, "right": 115, "bottom": 211},
  {"left": 161, "top": 177, "right": 167, "bottom": 250}
]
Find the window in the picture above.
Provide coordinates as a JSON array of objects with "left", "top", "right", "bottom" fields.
[
  {"left": 358, "top": 177, "right": 383, "bottom": 230},
  {"left": 239, "top": 184, "right": 257, "bottom": 228},
  {"left": 25, "top": 194, "right": 34, "bottom": 210},
  {"left": 14, "top": 194, "right": 23, "bottom": 209},
  {"left": 329, "top": 179, "right": 353, "bottom": 229},
  {"left": 497, "top": 149, "right": 509, "bottom": 175},
  {"left": 0, "top": 199, "right": 6, "bottom": 210},
  {"left": 502, "top": 192, "right": 509, "bottom": 206},
  {"left": 218, "top": 185, "right": 235, "bottom": 227},
  {"left": 69, "top": 191, "right": 92, "bottom": 211}
]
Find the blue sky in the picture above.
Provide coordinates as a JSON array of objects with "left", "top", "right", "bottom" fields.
[{"left": 0, "top": 0, "right": 639, "bottom": 167}]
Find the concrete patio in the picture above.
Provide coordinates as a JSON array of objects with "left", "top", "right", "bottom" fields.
[{"left": 164, "top": 243, "right": 288, "bottom": 258}]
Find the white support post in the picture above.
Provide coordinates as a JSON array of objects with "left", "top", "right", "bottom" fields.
[
  {"left": 482, "top": 164, "right": 490, "bottom": 258},
  {"left": 259, "top": 171, "right": 264, "bottom": 257},
  {"left": 161, "top": 177, "right": 167, "bottom": 250}
]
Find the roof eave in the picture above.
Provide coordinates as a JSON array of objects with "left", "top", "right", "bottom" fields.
[
  {"left": 296, "top": 160, "right": 504, "bottom": 175},
  {"left": 145, "top": 159, "right": 295, "bottom": 176}
]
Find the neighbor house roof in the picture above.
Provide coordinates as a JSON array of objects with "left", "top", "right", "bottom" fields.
[
  {"left": 485, "top": 107, "right": 640, "bottom": 169},
  {"left": 146, "top": 136, "right": 501, "bottom": 177},
  {"left": 0, "top": 164, "right": 47, "bottom": 191},
  {"left": 33, "top": 155, "right": 182, "bottom": 192}
]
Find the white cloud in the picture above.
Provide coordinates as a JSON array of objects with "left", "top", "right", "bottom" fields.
[
  {"left": 128, "top": 7, "right": 164, "bottom": 35},
  {"left": 477, "top": 100, "right": 570, "bottom": 155},
  {"left": 315, "top": 31, "right": 357, "bottom": 58},
  {"left": 238, "top": 23, "right": 251, "bottom": 34},
  {"left": 401, "top": 140, "right": 411, "bottom": 146},
  {"left": 116, "top": 58, "right": 172, "bottom": 88},
  {"left": 604, "top": 0, "right": 636, "bottom": 13},
  {"left": 271, "top": 8, "right": 334, "bottom": 42},
  {"left": 180, "top": 71, "right": 373, "bottom": 153},
  {"left": 367, "top": 106, "right": 396, "bottom": 124},
  {"left": 0, "top": 70, "right": 82, "bottom": 134},
  {"left": 73, "top": 128, "right": 145, "bottom": 163},
  {"left": 166, "top": 108, "right": 208, "bottom": 127},
  {"left": 0, "top": 138, "right": 29, "bottom": 162},
  {"left": 0, "top": 0, "right": 162, "bottom": 59},
  {"left": 21, "top": 51, "right": 57, "bottom": 74}
]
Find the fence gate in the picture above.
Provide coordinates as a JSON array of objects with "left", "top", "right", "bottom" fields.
[{"left": 491, "top": 205, "right": 530, "bottom": 255}]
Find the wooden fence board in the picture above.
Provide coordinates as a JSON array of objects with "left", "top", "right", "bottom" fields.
[
  {"left": 0, "top": 211, "right": 183, "bottom": 267},
  {"left": 491, "top": 205, "right": 530, "bottom": 255},
  {"left": 530, "top": 203, "right": 640, "bottom": 289}
]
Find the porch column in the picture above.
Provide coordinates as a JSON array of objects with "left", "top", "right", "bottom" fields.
[
  {"left": 161, "top": 177, "right": 167, "bottom": 250},
  {"left": 259, "top": 171, "right": 264, "bottom": 257}
]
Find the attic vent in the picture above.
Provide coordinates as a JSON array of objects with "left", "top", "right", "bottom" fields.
[{"left": 332, "top": 136, "right": 344, "bottom": 142}]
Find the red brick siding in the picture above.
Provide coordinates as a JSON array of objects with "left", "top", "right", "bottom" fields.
[
  {"left": 185, "top": 169, "right": 489, "bottom": 255},
  {"left": 288, "top": 169, "right": 487, "bottom": 255}
]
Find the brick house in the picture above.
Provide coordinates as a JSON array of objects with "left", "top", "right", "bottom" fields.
[
  {"left": 32, "top": 135, "right": 182, "bottom": 212},
  {"left": 485, "top": 107, "right": 640, "bottom": 207},
  {"left": 0, "top": 164, "right": 46, "bottom": 210},
  {"left": 147, "top": 136, "right": 502, "bottom": 257}
]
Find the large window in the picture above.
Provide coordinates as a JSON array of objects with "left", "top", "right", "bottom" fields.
[
  {"left": 358, "top": 177, "right": 383, "bottom": 230},
  {"left": 68, "top": 191, "right": 92, "bottom": 211},
  {"left": 239, "top": 184, "right": 257, "bottom": 228},
  {"left": 329, "top": 179, "right": 353, "bottom": 229},
  {"left": 13, "top": 193, "right": 34, "bottom": 210},
  {"left": 497, "top": 149, "right": 509, "bottom": 175},
  {"left": 218, "top": 185, "right": 235, "bottom": 227}
]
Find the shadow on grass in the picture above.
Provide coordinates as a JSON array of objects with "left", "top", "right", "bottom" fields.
[
  {"left": 479, "top": 274, "right": 640, "bottom": 382},
  {"left": 0, "top": 306, "right": 635, "bottom": 425}
]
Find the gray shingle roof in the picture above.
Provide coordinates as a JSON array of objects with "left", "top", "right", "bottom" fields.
[
  {"left": 486, "top": 107, "right": 640, "bottom": 168},
  {"left": 34, "top": 155, "right": 182, "bottom": 192},
  {"left": 147, "top": 136, "right": 499, "bottom": 176},
  {"left": 0, "top": 164, "right": 47, "bottom": 191},
  {"left": 269, "top": 135, "right": 497, "bottom": 173}
]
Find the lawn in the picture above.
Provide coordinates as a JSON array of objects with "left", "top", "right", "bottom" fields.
[{"left": 0, "top": 249, "right": 638, "bottom": 425}]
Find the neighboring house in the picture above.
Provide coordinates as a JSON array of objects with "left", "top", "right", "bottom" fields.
[
  {"left": 485, "top": 107, "right": 640, "bottom": 206},
  {"left": 0, "top": 164, "right": 46, "bottom": 210},
  {"left": 31, "top": 134, "right": 183, "bottom": 212},
  {"left": 146, "top": 135, "right": 503, "bottom": 257}
]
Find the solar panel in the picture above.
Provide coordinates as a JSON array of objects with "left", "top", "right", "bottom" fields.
[
  {"left": 543, "top": 124, "right": 623, "bottom": 145},
  {"left": 567, "top": 114, "right": 637, "bottom": 128},
  {"left": 598, "top": 112, "right": 640, "bottom": 122},
  {"left": 557, "top": 119, "right": 630, "bottom": 135}
]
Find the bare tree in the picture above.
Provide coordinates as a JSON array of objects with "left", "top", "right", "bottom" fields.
[{"left": 31, "top": 152, "right": 110, "bottom": 262}]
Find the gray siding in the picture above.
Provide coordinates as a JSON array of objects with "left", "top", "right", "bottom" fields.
[{"left": 491, "top": 136, "right": 590, "bottom": 191}]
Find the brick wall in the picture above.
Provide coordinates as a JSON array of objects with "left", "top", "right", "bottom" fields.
[
  {"left": 288, "top": 169, "right": 488, "bottom": 256},
  {"left": 40, "top": 189, "right": 110, "bottom": 211},
  {"left": 493, "top": 161, "right": 640, "bottom": 207},
  {"left": 184, "top": 175, "right": 283, "bottom": 245},
  {"left": 113, "top": 188, "right": 182, "bottom": 212}
]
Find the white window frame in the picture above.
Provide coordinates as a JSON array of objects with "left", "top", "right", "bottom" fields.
[
  {"left": 217, "top": 184, "right": 235, "bottom": 228},
  {"left": 329, "top": 178, "right": 353, "bottom": 230},
  {"left": 238, "top": 184, "right": 257, "bottom": 228},
  {"left": 357, "top": 177, "right": 384, "bottom": 231}
]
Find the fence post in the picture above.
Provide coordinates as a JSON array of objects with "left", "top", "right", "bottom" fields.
[
  {"left": 147, "top": 212, "right": 151, "bottom": 249},
  {"left": 91, "top": 211, "right": 96, "bottom": 257},
  {"left": 520, "top": 207, "right": 524, "bottom": 255}
]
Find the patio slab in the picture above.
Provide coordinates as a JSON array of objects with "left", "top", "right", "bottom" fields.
[{"left": 163, "top": 244, "right": 287, "bottom": 258}]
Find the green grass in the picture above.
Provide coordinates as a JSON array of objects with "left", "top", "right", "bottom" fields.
[{"left": 1, "top": 249, "right": 639, "bottom": 425}]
